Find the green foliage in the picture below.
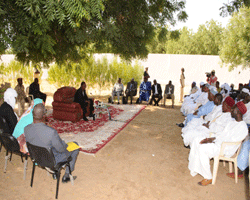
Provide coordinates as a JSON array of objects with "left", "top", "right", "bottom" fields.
[
  {"left": 48, "top": 55, "right": 144, "bottom": 93},
  {"left": 1, "top": 60, "right": 42, "bottom": 85},
  {"left": 0, "top": 0, "right": 187, "bottom": 64},
  {"left": 220, "top": 0, "right": 250, "bottom": 17},
  {"left": 219, "top": 7, "right": 250, "bottom": 71},
  {"left": 147, "top": 20, "right": 224, "bottom": 55}
]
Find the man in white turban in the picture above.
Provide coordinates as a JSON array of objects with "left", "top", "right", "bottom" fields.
[{"left": 0, "top": 88, "right": 18, "bottom": 135}]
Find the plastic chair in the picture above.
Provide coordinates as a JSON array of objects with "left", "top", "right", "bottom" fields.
[
  {"left": 26, "top": 86, "right": 34, "bottom": 100},
  {"left": 212, "top": 140, "right": 243, "bottom": 185},
  {"left": 26, "top": 142, "right": 74, "bottom": 199},
  {"left": 0, "top": 132, "right": 28, "bottom": 180}
]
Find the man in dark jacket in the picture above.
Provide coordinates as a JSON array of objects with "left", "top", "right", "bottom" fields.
[
  {"left": 149, "top": 79, "right": 162, "bottom": 106},
  {"left": 164, "top": 80, "right": 175, "bottom": 108},
  {"left": 29, "top": 78, "right": 47, "bottom": 103},
  {"left": 74, "top": 82, "right": 93, "bottom": 121}
]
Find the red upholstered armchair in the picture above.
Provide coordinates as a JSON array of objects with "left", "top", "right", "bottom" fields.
[{"left": 52, "top": 87, "right": 83, "bottom": 123}]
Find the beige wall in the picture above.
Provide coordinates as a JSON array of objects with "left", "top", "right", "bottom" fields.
[{"left": 1, "top": 54, "right": 250, "bottom": 101}]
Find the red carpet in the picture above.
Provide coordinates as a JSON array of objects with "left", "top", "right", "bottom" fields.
[{"left": 47, "top": 105, "right": 146, "bottom": 154}]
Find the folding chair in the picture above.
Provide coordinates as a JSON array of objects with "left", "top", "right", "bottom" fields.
[
  {"left": 212, "top": 140, "right": 243, "bottom": 184},
  {"left": 27, "top": 142, "right": 74, "bottom": 199},
  {"left": 0, "top": 132, "right": 28, "bottom": 180}
]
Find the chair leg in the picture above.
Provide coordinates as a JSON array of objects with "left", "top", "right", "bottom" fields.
[
  {"left": 4, "top": 153, "right": 10, "bottom": 173},
  {"left": 212, "top": 156, "right": 220, "bottom": 185},
  {"left": 55, "top": 172, "right": 61, "bottom": 199},
  {"left": 10, "top": 152, "right": 12, "bottom": 162},
  {"left": 30, "top": 162, "right": 36, "bottom": 187},
  {"left": 234, "top": 161, "right": 238, "bottom": 183},
  {"left": 23, "top": 156, "right": 28, "bottom": 180},
  {"left": 229, "top": 162, "right": 233, "bottom": 173},
  {"left": 68, "top": 164, "right": 74, "bottom": 186}
]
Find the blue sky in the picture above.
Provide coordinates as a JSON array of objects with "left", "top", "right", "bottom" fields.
[{"left": 173, "top": 0, "right": 231, "bottom": 32}]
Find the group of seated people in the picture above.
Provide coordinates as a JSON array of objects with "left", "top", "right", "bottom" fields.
[
  {"left": 111, "top": 76, "right": 175, "bottom": 108},
  {"left": 14, "top": 77, "right": 47, "bottom": 115},
  {"left": 0, "top": 88, "right": 79, "bottom": 183},
  {"left": 177, "top": 79, "right": 250, "bottom": 186}
]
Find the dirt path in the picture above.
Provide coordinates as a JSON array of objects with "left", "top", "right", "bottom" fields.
[{"left": 0, "top": 105, "right": 247, "bottom": 200}]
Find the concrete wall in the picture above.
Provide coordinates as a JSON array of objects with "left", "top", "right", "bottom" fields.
[{"left": 1, "top": 54, "right": 250, "bottom": 101}]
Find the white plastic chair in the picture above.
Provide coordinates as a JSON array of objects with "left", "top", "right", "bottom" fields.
[{"left": 212, "top": 140, "right": 244, "bottom": 185}]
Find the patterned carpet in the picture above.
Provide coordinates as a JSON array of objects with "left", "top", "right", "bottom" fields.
[{"left": 47, "top": 104, "right": 146, "bottom": 154}]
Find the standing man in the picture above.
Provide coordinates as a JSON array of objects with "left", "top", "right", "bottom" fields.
[
  {"left": 125, "top": 78, "right": 137, "bottom": 104},
  {"left": 207, "top": 70, "right": 217, "bottom": 86},
  {"left": 149, "top": 79, "right": 162, "bottom": 106},
  {"left": 180, "top": 68, "right": 185, "bottom": 103},
  {"left": 144, "top": 67, "right": 150, "bottom": 79},
  {"left": 29, "top": 78, "right": 47, "bottom": 103},
  {"left": 15, "top": 78, "right": 31, "bottom": 114},
  {"left": 25, "top": 103, "right": 79, "bottom": 183},
  {"left": 164, "top": 80, "right": 175, "bottom": 108},
  {"left": 74, "top": 81, "right": 93, "bottom": 121}
]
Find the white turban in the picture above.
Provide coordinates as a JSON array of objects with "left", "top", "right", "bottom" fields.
[
  {"left": 221, "top": 83, "right": 231, "bottom": 93},
  {"left": 200, "top": 82, "right": 205, "bottom": 86},
  {"left": 242, "top": 88, "right": 250, "bottom": 95},
  {"left": 4, "top": 88, "right": 17, "bottom": 109}
]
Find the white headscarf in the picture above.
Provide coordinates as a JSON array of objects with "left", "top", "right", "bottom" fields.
[{"left": 4, "top": 88, "right": 17, "bottom": 109}]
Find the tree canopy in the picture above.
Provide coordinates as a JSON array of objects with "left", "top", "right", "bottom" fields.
[
  {"left": 219, "top": 0, "right": 250, "bottom": 17},
  {"left": 0, "top": 0, "right": 187, "bottom": 64},
  {"left": 147, "top": 20, "right": 224, "bottom": 55},
  {"left": 219, "top": 7, "right": 250, "bottom": 70}
]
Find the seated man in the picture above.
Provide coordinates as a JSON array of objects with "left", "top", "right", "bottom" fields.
[
  {"left": 138, "top": 76, "right": 151, "bottom": 104},
  {"left": 181, "top": 83, "right": 209, "bottom": 116},
  {"left": 181, "top": 94, "right": 225, "bottom": 147},
  {"left": 15, "top": 78, "right": 31, "bottom": 114},
  {"left": 149, "top": 79, "right": 162, "bottom": 106},
  {"left": 74, "top": 82, "right": 94, "bottom": 121},
  {"left": 111, "top": 78, "right": 124, "bottom": 104},
  {"left": 29, "top": 78, "right": 47, "bottom": 103},
  {"left": 216, "top": 81, "right": 221, "bottom": 93},
  {"left": 177, "top": 86, "right": 217, "bottom": 127},
  {"left": 163, "top": 80, "right": 174, "bottom": 108},
  {"left": 188, "top": 102, "right": 248, "bottom": 186},
  {"left": 24, "top": 103, "right": 79, "bottom": 183},
  {"left": 125, "top": 78, "right": 137, "bottom": 104},
  {"left": 0, "top": 88, "right": 18, "bottom": 135}
]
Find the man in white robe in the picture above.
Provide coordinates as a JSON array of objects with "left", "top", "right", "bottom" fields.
[
  {"left": 182, "top": 96, "right": 234, "bottom": 147},
  {"left": 181, "top": 82, "right": 203, "bottom": 113},
  {"left": 243, "top": 95, "right": 250, "bottom": 125},
  {"left": 188, "top": 102, "right": 248, "bottom": 186},
  {"left": 181, "top": 84, "right": 209, "bottom": 116}
]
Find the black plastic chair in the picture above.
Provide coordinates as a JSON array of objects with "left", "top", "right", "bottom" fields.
[
  {"left": 26, "top": 142, "right": 74, "bottom": 199},
  {"left": 0, "top": 132, "right": 28, "bottom": 180}
]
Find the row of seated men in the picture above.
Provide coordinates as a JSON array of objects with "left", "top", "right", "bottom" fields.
[
  {"left": 0, "top": 88, "right": 79, "bottom": 183},
  {"left": 176, "top": 81, "right": 250, "bottom": 186},
  {"left": 111, "top": 77, "right": 175, "bottom": 107},
  {"left": 15, "top": 77, "right": 47, "bottom": 114}
]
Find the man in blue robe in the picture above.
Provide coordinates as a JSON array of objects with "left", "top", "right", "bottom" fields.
[
  {"left": 139, "top": 77, "right": 151, "bottom": 103},
  {"left": 184, "top": 86, "right": 217, "bottom": 126}
]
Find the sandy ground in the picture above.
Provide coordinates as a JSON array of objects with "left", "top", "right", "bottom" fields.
[
  {"left": 0, "top": 81, "right": 249, "bottom": 200},
  {"left": 0, "top": 104, "right": 249, "bottom": 200}
]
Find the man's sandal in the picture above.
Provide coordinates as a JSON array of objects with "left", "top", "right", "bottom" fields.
[
  {"left": 226, "top": 172, "right": 243, "bottom": 179},
  {"left": 198, "top": 179, "right": 212, "bottom": 186}
]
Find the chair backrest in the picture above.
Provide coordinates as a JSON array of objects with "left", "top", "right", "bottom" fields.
[
  {"left": 26, "top": 142, "right": 56, "bottom": 170},
  {"left": 0, "top": 116, "right": 10, "bottom": 135},
  {"left": 1, "top": 133, "right": 21, "bottom": 152},
  {"left": 26, "top": 86, "right": 30, "bottom": 95}
]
